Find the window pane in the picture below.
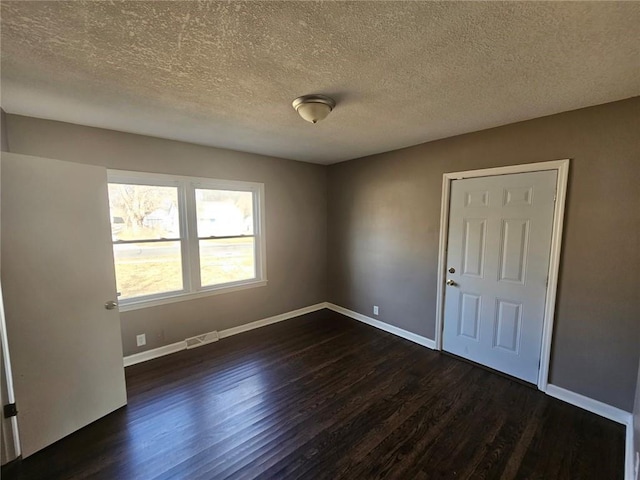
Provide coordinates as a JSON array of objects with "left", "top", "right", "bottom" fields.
[
  {"left": 114, "top": 241, "right": 183, "bottom": 299},
  {"left": 195, "top": 189, "right": 254, "bottom": 237},
  {"left": 108, "top": 184, "right": 180, "bottom": 241},
  {"left": 200, "top": 238, "right": 255, "bottom": 287}
]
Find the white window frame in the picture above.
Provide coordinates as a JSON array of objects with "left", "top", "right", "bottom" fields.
[{"left": 108, "top": 170, "right": 267, "bottom": 312}]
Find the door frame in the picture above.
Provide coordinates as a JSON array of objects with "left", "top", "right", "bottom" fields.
[
  {"left": 434, "top": 159, "right": 570, "bottom": 391},
  {"left": 1, "top": 282, "right": 21, "bottom": 463}
]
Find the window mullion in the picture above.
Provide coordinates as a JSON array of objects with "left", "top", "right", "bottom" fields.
[
  {"left": 177, "top": 181, "right": 193, "bottom": 294},
  {"left": 256, "top": 185, "right": 267, "bottom": 281},
  {"left": 185, "top": 182, "right": 202, "bottom": 291}
]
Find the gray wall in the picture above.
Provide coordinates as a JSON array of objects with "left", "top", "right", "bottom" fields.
[
  {"left": 5, "top": 115, "right": 327, "bottom": 356},
  {"left": 327, "top": 97, "right": 640, "bottom": 411}
]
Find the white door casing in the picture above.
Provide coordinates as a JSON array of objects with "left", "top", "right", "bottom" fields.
[
  {"left": 442, "top": 171, "right": 556, "bottom": 383},
  {"left": 435, "top": 160, "right": 570, "bottom": 390},
  {"left": 0, "top": 152, "right": 127, "bottom": 457},
  {"left": 1, "top": 282, "right": 21, "bottom": 464}
]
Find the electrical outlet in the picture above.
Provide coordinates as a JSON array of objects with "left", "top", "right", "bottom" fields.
[
  {"left": 634, "top": 451, "right": 639, "bottom": 480},
  {"left": 136, "top": 334, "right": 146, "bottom": 347},
  {"left": 373, "top": 305, "right": 379, "bottom": 316}
]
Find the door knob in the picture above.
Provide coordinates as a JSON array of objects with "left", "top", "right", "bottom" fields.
[
  {"left": 446, "top": 279, "right": 458, "bottom": 286},
  {"left": 104, "top": 300, "right": 118, "bottom": 310}
]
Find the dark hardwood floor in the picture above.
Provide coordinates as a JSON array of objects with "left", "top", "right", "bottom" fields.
[{"left": 4, "top": 309, "right": 624, "bottom": 479}]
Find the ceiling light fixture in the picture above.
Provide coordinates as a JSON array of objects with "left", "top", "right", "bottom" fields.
[{"left": 292, "top": 94, "right": 336, "bottom": 124}]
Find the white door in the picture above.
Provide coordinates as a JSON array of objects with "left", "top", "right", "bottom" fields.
[
  {"left": 1, "top": 152, "right": 127, "bottom": 457},
  {"left": 443, "top": 170, "right": 557, "bottom": 383}
]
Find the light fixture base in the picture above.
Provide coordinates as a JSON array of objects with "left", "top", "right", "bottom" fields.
[{"left": 292, "top": 94, "right": 336, "bottom": 111}]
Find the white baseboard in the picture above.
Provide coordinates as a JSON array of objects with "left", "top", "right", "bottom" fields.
[
  {"left": 545, "top": 384, "right": 635, "bottom": 479},
  {"left": 218, "top": 303, "right": 327, "bottom": 339},
  {"left": 123, "top": 341, "right": 185, "bottom": 367},
  {"left": 545, "top": 384, "right": 631, "bottom": 425},
  {"left": 123, "top": 302, "right": 327, "bottom": 367},
  {"left": 325, "top": 303, "right": 436, "bottom": 349}
]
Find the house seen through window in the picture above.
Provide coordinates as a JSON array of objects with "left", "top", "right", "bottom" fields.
[{"left": 107, "top": 172, "right": 265, "bottom": 307}]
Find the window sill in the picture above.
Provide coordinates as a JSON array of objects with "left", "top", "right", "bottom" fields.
[{"left": 118, "top": 279, "right": 268, "bottom": 312}]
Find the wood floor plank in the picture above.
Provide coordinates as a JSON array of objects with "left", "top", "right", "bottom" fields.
[{"left": 2, "top": 309, "right": 625, "bottom": 480}]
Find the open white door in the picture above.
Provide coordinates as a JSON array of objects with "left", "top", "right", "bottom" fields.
[{"left": 0, "top": 152, "right": 127, "bottom": 457}]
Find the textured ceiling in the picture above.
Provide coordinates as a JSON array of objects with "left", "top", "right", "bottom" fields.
[{"left": 1, "top": 1, "right": 639, "bottom": 164}]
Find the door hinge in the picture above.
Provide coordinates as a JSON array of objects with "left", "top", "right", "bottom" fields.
[{"left": 3, "top": 403, "right": 17, "bottom": 418}]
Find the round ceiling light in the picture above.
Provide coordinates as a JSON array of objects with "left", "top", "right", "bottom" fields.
[{"left": 292, "top": 94, "right": 336, "bottom": 124}]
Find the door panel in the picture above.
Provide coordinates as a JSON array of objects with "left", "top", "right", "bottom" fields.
[
  {"left": 1, "top": 153, "right": 127, "bottom": 457},
  {"left": 443, "top": 170, "right": 556, "bottom": 383},
  {"left": 459, "top": 293, "right": 481, "bottom": 340},
  {"left": 498, "top": 219, "right": 529, "bottom": 284},
  {"left": 461, "top": 219, "right": 486, "bottom": 277},
  {"left": 494, "top": 299, "right": 522, "bottom": 352}
]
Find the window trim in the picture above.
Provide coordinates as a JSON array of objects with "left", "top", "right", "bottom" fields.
[{"left": 108, "top": 170, "right": 267, "bottom": 312}]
